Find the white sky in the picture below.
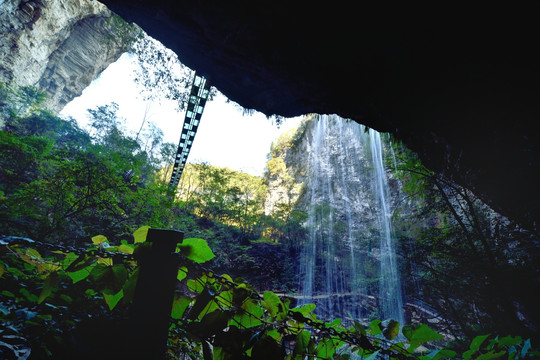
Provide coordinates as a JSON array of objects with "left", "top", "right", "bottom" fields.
[{"left": 61, "top": 52, "right": 302, "bottom": 176}]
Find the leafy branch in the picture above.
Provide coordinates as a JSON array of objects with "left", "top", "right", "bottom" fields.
[{"left": 2, "top": 231, "right": 536, "bottom": 359}]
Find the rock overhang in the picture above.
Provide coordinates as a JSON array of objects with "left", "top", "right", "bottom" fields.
[{"left": 50, "top": 1, "right": 540, "bottom": 231}]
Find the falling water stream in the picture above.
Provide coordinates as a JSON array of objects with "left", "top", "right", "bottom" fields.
[
  {"left": 369, "top": 130, "right": 405, "bottom": 325},
  {"left": 298, "top": 115, "right": 404, "bottom": 325}
]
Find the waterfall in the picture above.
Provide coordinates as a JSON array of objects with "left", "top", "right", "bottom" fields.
[
  {"left": 369, "top": 129, "right": 405, "bottom": 325},
  {"left": 298, "top": 115, "right": 404, "bottom": 325},
  {"left": 299, "top": 117, "right": 346, "bottom": 319}
]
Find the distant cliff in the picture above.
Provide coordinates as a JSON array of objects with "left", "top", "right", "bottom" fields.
[
  {"left": 0, "top": 0, "right": 135, "bottom": 114},
  {"left": 264, "top": 115, "right": 408, "bottom": 227}
]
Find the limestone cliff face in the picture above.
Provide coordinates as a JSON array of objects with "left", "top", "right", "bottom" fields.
[
  {"left": 268, "top": 114, "right": 415, "bottom": 323},
  {"left": 276, "top": 115, "right": 408, "bottom": 244},
  {"left": 0, "top": 0, "right": 133, "bottom": 113},
  {"left": 265, "top": 115, "right": 409, "bottom": 223},
  {"left": 263, "top": 123, "right": 308, "bottom": 216}
]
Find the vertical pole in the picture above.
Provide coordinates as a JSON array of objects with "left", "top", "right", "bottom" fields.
[{"left": 126, "top": 228, "right": 183, "bottom": 359}]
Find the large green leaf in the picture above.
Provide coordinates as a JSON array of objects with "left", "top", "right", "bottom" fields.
[
  {"left": 316, "top": 338, "right": 337, "bottom": 359},
  {"left": 292, "top": 303, "right": 316, "bottom": 318},
  {"left": 65, "top": 253, "right": 97, "bottom": 272},
  {"left": 177, "top": 238, "right": 215, "bottom": 263},
  {"left": 213, "top": 346, "right": 227, "bottom": 360},
  {"left": 403, "top": 324, "right": 443, "bottom": 351},
  {"left": 266, "top": 329, "right": 281, "bottom": 342},
  {"left": 262, "top": 291, "right": 283, "bottom": 318},
  {"left": 67, "top": 266, "right": 94, "bottom": 283},
  {"left": 215, "top": 290, "right": 233, "bottom": 308},
  {"left": 117, "top": 243, "right": 134, "bottom": 254},
  {"left": 232, "top": 284, "right": 249, "bottom": 306},
  {"left": 37, "top": 272, "right": 58, "bottom": 304},
  {"left": 198, "top": 299, "right": 220, "bottom": 321},
  {"left": 199, "top": 310, "right": 230, "bottom": 338},
  {"left": 368, "top": 319, "right": 382, "bottom": 336},
  {"left": 426, "top": 349, "right": 457, "bottom": 360},
  {"left": 475, "top": 350, "right": 506, "bottom": 360},
  {"left": 326, "top": 318, "right": 341, "bottom": 328},
  {"left": 171, "top": 295, "right": 191, "bottom": 319},
  {"left": 353, "top": 321, "right": 367, "bottom": 336},
  {"left": 20, "top": 247, "right": 57, "bottom": 273},
  {"left": 470, "top": 334, "right": 491, "bottom": 352},
  {"left": 177, "top": 266, "right": 188, "bottom": 282},
  {"left": 382, "top": 319, "right": 400, "bottom": 340},
  {"left": 91, "top": 234, "right": 108, "bottom": 245},
  {"left": 121, "top": 268, "right": 139, "bottom": 304},
  {"left": 186, "top": 287, "right": 214, "bottom": 320},
  {"left": 463, "top": 334, "right": 492, "bottom": 360},
  {"left": 103, "top": 289, "right": 124, "bottom": 310},
  {"left": 90, "top": 263, "right": 128, "bottom": 294},
  {"left": 294, "top": 330, "right": 311, "bottom": 356},
  {"left": 187, "top": 278, "right": 205, "bottom": 294},
  {"left": 495, "top": 335, "right": 522, "bottom": 348},
  {"left": 133, "top": 225, "right": 150, "bottom": 243},
  {"left": 25, "top": 248, "right": 42, "bottom": 259},
  {"left": 213, "top": 325, "right": 248, "bottom": 359},
  {"left": 231, "top": 299, "right": 263, "bottom": 328}
]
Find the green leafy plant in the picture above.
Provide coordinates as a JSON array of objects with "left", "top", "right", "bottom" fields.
[{"left": 1, "top": 230, "right": 537, "bottom": 359}]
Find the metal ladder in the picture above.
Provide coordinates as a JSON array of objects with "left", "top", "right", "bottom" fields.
[{"left": 168, "top": 73, "right": 210, "bottom": 189}]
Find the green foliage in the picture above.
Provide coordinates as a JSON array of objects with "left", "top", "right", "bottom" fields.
[
  {"left": 130, "top": 35, "right": 216, "bottom": 112},
  {"left": 178, "top": 238, "right": 216, "bottom": 264},
  {"left": 383, "top": 319, "right": 401, "bottom": 341},
  {"left": 390, "top": 141, "right": 433, "bottom": 199},
  {"left": 174, "top": 162, "right": 269, "bottom": 239},
  {"left": 0, "top": 95, "right": 179, "bottom": 242},
  {"left": 455, "top": 335, "right": 536, "bottom": 360},
  {"left": 265, "top": 128, "right": 298, "bottom": 189},
  {"left": 403, "top": 324, "right": 443, "bottom": 352},
  {"left": 391, "top": 136, "right": 539, "bottom": 343},
  {"left": 266, "top": 157, "right": 287, "bottom": 176},
  {"left": 103, "top": 14, "right": 143, "bottom": 54},
  {"left": 267, "top": 115, "right": 312, "bottom": 158},
  {"left": 1, "top": 82, "right": 47, "bottom": 119},
  {"left": 3, "top": 233, "right": 535, "bottom": 359},
  {"left": 133, "top": 225, "right": 150, "bottom": 243},
  {"left": 0, "top": 235, "right": 139, "bottom": 357}
]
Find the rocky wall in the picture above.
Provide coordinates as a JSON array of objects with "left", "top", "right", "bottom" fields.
[{"left": 0, "top": 0, "right": 132, "bottom": 113}]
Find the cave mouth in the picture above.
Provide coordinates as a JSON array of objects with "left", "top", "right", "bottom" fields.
[
  {"left": 96, "top": 1, "right": 539, "bottom": 233},
  {"left": 1, "top": 2, "right": 539, "bottom": 355},
  {"left": 0, "top": 0, "right": 537, "bottom": 231}
]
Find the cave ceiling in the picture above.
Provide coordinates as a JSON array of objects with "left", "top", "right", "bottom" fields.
[{"left": 99, "top": 1, "right": 539, "bottom": 232}]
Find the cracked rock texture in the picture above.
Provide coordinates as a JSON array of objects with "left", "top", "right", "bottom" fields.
[{"left": 0, "top": 0, "right": 130, "bottom": 113}]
